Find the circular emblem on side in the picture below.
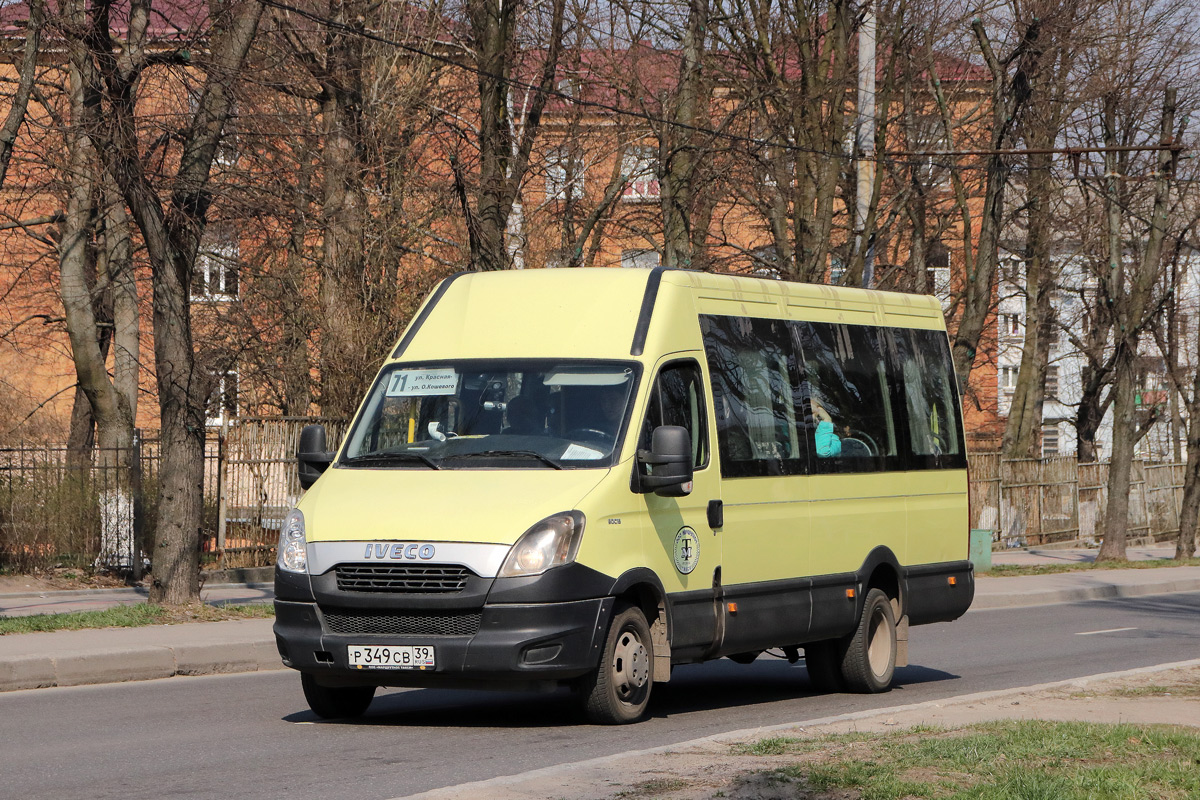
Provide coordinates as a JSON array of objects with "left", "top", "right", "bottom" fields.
[{"left": 673, "top": 527, "right": 700, "bottom": 575}]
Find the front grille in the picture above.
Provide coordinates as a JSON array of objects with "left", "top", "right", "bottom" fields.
[
  {"left": 323, "top": 610, "right": 482, "bottom": 637},
  {"left": 335, "top": 564, "right": 471, "bottom": 594}
]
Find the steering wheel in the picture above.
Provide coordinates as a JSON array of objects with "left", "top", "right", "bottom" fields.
[
  {"left": 566, "top": 427, "right": 614, "bottom": 446},
  {"left": 843, "top": 429, "right": 879, "bottom": 456}
]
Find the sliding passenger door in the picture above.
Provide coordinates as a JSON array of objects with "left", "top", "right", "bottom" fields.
[{"left": 700, "top": 316, "right": 812, "bottom": 655}]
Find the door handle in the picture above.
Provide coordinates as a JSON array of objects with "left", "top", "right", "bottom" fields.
[{"left": 707, "top": 499, "right": 723, "bottom": 530}]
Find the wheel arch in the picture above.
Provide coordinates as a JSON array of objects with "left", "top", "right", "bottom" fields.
[
  {"left": 857, "top": 546, "right": 904, "bottom": 617},
  {"left": 609, "top": 567, "right": 672, "bottom": 681}
]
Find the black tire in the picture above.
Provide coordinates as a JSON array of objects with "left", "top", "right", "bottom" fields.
[
  {"left": 301, "top": 672, "right": 376, "bottom": 719},
  {"left": 839, "top": 588, "right": 897, "bottom": 693},
  {"left": 804, "top": 639, "right": 845, "bottom": 692},
  {"left": 581, "top": 604, "right": 654, "bottom": 724}
]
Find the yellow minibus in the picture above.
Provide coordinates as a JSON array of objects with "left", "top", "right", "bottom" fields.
[{"left": 274, "top": 268, "right": 973, "bottom": 723}]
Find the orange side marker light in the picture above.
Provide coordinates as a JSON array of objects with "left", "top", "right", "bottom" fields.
[
  {"left": 948, "top": 576, "right": 957, "bottom": 586},
  {"left": 727, "top": 602, "right": 739, "bottom": 614},
  {"left": 846, "top": 588, "right": 856, "bottom": 599}
]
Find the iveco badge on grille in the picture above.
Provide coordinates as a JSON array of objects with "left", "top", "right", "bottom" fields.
[{"left": 363, "top": 543, "right": 437, "bottom": 560}]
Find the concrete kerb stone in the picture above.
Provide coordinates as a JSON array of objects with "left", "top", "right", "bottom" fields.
[
  {"left": 0, "top": 582, "right": 271, "bottom": 602},
  {"left": 972, "top": 571, "right": 1200, "bottom": 610},
  {"left": 0, "top": 619, "right": 286, "bottom": 692},
  {"left": 0, "top": 643, "right": 287, "bottom": 691},
  {"left": 172, "top": 640, "right": 282, "bottom": 676},
  {"left": 0, "top": 654, "right": 57, "bottom": 691}
]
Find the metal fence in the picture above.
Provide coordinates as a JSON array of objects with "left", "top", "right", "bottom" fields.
[
  {"left": 214, "top": 417, "right": 347, "bottom": 567},
  {"left": 968, "top": 454, "right": 1187, "bottom": 548},
  {"left": 0, "top": 419, "right": 340, "bottom": 573}
]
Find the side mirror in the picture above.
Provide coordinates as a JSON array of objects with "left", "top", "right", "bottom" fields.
[
  {"left": 636, "top": 425, "right": 694, "bottom": 497},
  {"left": 297, "top": 424, "right": 335, "bottom": 490}
]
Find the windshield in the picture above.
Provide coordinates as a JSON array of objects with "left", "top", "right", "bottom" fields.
[{"left": 340, "top": 361, "right": 639, "bottom": 469}]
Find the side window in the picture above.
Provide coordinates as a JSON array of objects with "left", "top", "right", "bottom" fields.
[
  {"left": 639, "top": 362, "right": 709, "bottom": 469},
  {"left": 700, "top": 315, "right": 805, "bottom": 478},
  {"left": 796, "top": 322, "right": 901, "bottom": 473},
  {"left": 895, "top": 329, "right": 966, "bottom": 468}
]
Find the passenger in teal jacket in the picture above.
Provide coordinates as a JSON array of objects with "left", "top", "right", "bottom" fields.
[{"left": 811, "top": 397, "right": 842, "bottom": 457}]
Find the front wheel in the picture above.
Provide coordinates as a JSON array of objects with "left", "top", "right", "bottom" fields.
[
  {"left": 301, "top": 672, "right": 376, "bottom": 719},
  {"left": 581, "top": 604, "right": 653, "bottom": 724},
  {"left": 839, "top": 588, "right": 897, "bottom": 693}
]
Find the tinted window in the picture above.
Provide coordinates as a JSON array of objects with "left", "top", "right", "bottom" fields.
[
  {"left": 639, "top": 361, "right": 708, "bottom": 468},
  {"left": 701, "top": 316, "right": 805, "bottom": 477},
  {"left": 895, "top": 329, "right": 967, "bottom": 469},
  {"left": 796, "top": 322, "right": 902, "bottom": 473}
]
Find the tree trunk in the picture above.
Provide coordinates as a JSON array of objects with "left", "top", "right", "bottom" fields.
[
  {"left": 1001, "top": 151, "right": 1054, "bottom": 458},
  {"left": 1098, "top": 341, "right": 1137, "bottom": 561},
  {"left": 466, "top": 0, "right": 566, "bottom": 272},
  {"left": 85, "top": 0, "right": 264, "bottom": 602},
  {"left": 1075, "top": 372, "right": 1106, "bottom": 462},
  {"left": 316, "top": 2, "right": 369, "bottom": 417},
  {"left": 1176, "top": 390, "right": 1200, "bottom": 559},
  {"left": 1097, "top": 88, "right": 1176, "bottom": 563},
  {"left": 661, "top": 0, "right": 708, "bottom": 270}
]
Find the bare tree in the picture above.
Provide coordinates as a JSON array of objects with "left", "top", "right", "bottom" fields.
[
  {"left": 266, "top": 0, "right": 455, "bottom": 416},
  {"left": 70, "top": 0, "right": 265, "bottom": 603},
  {"left": 454, "top": 0, "right": 568, "bottom": 272},
  {"left": 942, "top": 16, "right": 1037, "bottom": 385},
  {"left": 1095, "top": 88, "right": 1176, "bottom": 562},
  {"left": 718, "top": 0, "right": 857, "bottom": 282},
  {"left": 1000, "top": 1, "right": 1092, "bottom": 458}
]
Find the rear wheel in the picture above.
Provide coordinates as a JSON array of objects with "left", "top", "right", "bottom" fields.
[
  {"left": 839, "top": 588, "right": 897, "bottom": 693},
  {"left": 582, "top": 604, "right": 653, "bottom": 724},
  {"left": 301, "top": 672, "right": 376, "bottom": 719}
]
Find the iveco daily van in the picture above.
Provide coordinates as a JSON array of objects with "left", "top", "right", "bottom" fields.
[{"left": 274, "top": 268, "right": 974, "bottom": 723}]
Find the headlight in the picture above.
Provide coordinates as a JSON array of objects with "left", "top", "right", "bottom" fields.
[
  {"left": 277, "top": 509, "right": 308, "bottom": 573},
  {"left": 498, "top": 511, "right": 585, "bottom": 578}
]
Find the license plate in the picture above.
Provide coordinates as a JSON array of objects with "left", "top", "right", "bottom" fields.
[{"left": 347, "top": 644, "right": 435, "bottom": 670}]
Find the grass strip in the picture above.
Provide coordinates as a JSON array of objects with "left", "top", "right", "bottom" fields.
[
  {"left": 732, "top": 719, "right": 1200, "bottom": 800},
  {"left": 983, "top": 557, "right": 1200, "bottom": 577},
  {"left": 0, "top": 602, "right": 274, "bottom": 635}
]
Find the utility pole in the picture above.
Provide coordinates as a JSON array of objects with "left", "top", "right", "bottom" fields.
[{"left": 856, "top": 1, "right": 876, "bottom": 289}]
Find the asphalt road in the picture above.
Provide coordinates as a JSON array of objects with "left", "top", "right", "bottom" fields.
[{"left": 3, "top": 592, "right": 1199, "bottom": 800}]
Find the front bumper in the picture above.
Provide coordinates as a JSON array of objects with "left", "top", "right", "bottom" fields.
[{"left": 274, "top": 596, "right": 614, "bottom": 688}]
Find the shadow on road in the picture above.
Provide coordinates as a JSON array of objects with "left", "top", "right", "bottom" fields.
[{"left": 281, "top": 657, "right": 959, "bottom": 728}]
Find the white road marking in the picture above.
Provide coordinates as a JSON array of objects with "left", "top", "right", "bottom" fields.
[{"left": 1076, "top": 627, "right": 1138, "bottom": 636}]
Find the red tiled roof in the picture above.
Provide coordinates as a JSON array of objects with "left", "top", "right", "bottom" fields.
[{"left": 1, "top": 0, "right": 210, "bottom": 38}]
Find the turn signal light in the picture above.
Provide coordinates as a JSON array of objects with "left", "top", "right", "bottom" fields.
[
  {"left": 845, "top": 588, "right": 856, "bottom": 599},
  {"left": 727, "top": 602, "right": 739, "bottom": 614},
  {"left": 948, "top": 576, "right": 958, "bottom": 586}
]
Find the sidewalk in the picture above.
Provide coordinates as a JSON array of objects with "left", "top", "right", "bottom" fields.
[{"left": 2, "top": 549, "right": 1198, "bottom": 693}]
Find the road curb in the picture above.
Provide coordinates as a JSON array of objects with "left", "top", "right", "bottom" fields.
[
  {"left": 0, "top": 582, "right": 272, "bottom": 602},
  {"left": 391, "top": 658, "right": 1200, "bottom": 800},
  {"left": 0, "top": 625, "right": 285, "bottom": 692},
  {"left": 971, "top": 575, "right": 1200, "bottom": 609}
]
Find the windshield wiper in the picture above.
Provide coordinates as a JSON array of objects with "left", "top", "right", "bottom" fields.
[
  {"left": 343, "top": 452, "right": 440, "bottom": 470},
  {"left": 443, "top": 450, "right": 564, "bottom": 470}
]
